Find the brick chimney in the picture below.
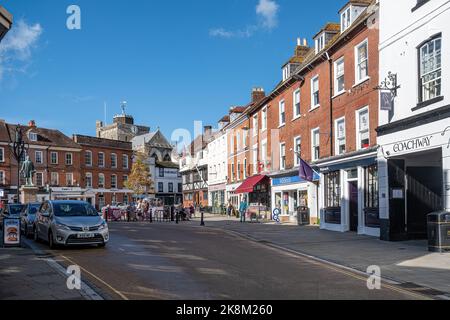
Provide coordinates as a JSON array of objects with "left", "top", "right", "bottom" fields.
[
  {"left": 28, "top": 120, "right": 36, "bottom": 128},
  {"left": 295, "top": 38, "right": 310, "bottom": 61},
  {"left": 251, "top": 87, "right": 265, "bottom": 103},
  {"left": 204, "top": 125, "right": 212, "bottom": 138}
]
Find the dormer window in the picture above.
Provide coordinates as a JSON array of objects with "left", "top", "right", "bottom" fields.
[
  {"left": 341, "top": 7, "right": 351, "bottom": 32},
  {"left": 28, "top": 132, "right": 38, "bottom": 141},
  {"left": 283, "top": 65, "right": 290, "bottom": 81},
  {"left": 315, "top": 33, "right": 326, "bottom": 54}
]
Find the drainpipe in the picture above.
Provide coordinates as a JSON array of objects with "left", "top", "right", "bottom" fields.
[{"left": 326, "top": 51, "right": 333, "bottom": 157}]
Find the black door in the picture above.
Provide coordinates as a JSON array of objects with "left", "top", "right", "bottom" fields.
[
  {"left": 349, "top": 181, "right": 358, "bottom": 232},
  {"left": 406, "top": 167, "right": 443, "bottom": 239}
]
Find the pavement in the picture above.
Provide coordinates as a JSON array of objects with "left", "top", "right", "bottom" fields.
[
  {"left": 0, "top": 233, "right": 88, "bottom": 300},
  {"left": 195, "top": 214, "right": 450, "bottom": 297}
]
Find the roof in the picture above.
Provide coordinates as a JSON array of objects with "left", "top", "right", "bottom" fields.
[
  {"left": 230, "top": 106, "right": 247, "bottom": 114},
  {"left": 6, "top": 123, "right": 81, "bottom": 149},
  {"left": 219, "top": 115, "right": 230, "bottom": 122},
  {"left": 156, "top": 161, "right": 179, "bottom": 169},
  {"left": 313, "top": 22, "right": 341, "bottom": 39},
  {"left": 132, "top": 130, "right": 173, "bottom": 149},
  {"left": 339, "top": 0, "right": 373, "bottom": 13},
  {"left": 73, "top": 134, "right": 132, "bottom": 150},
  {"left": 0, "top": 120, "right": 10, "bottom": 142}
]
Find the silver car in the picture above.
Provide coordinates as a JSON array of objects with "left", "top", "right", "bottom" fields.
[
  {"left": 34, "top": 200, "right": 109, "bottom": 248},
  {"left": 20, "top": 203, "right": 41, "bottom": 238}
]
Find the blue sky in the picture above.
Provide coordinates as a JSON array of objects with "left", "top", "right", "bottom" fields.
[{"left": 0, "top": 0, "right": 344, "bottom": 141}]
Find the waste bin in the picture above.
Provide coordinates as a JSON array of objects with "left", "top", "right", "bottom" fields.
[
  {"left": 297, "top": 206, "right": 310, "bottom": 226},
  {"left": 427, "top": 211, "right": 450, "bottom": 253}
]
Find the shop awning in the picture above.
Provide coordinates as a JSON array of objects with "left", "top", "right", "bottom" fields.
[{"left": 234, "top": 175, "right": 268, "bottom": 194}]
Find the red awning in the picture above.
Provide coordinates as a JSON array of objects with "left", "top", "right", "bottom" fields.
[{"left": 234, "top": 175, "right": 268, "bottom": 194}]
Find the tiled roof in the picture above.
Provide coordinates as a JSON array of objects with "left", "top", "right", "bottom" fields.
[
  {"left": 0, "top": 121, "right": 10, "bottom": 142},
  {"left": 313, "top": 22, "right": 341, "bottom": 39},
  {"left": 230, "top": 106, "right": 247, "bottom": 114},
  {"left": 219, "top": 115, "right": 230, "bottom": 122},
  {"left": 339, "top": 0, "right": 373, "bottom": 13},
  {"left": 73, "top": 134, "right": 132, "bottom": 150}
]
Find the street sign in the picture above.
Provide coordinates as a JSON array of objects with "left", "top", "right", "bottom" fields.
[{"left": 3, "top": 218, "right": 21, "bottom": 247}]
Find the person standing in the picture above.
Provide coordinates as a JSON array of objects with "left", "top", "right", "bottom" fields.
[{"left": 239, "top": 196, "right": 248, "bottom": 223}]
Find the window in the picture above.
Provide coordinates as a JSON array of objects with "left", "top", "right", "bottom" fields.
[
  {"left": 311, "top": 76, "right": 320, "bottom": 108},
  {"left": 123, "top": 194, "right": 129, "bottom": 205},
  {"left": 355, "top": 40, "right": 369, "bottom": 83},
  {"left": 178, "top": 183, "right": 182, "bottom": 193},
  {"left": 261, "top": 107, "right": 267, "bottom": 131},
  {"left": 335, "top": 118, "right": 346, "bottom": 155},
  {"left": 158, "top": 182, "right": 164, "bottom": 193},
  {"left": 98, "top": 152, "right": 105, "bottom": 167},
  {"left": 293, "top": 90, "right": 301, "bottom": 118},
  {"left": 325, "top": 171, "right": 341, "bottom": 208},
  {"left": 35, "top": 172, "right": 43, "bottom": 187},
  {"left": 253, "top": 145, "right": 258, "bottom": 174},
  {"left": 311, "top": 128, "right": 320, "bottom": 161},
  {"left": 294, "top": 137, "right": 301, "bottom": 166},
  {"left": 111, "top": 153, "right": 117, "bottom": 168},
  {"left": 0, "top": 147, "right": 4, "bottom": 162},
  {"left": 236, "top": 132, "right": 240, "bottom": 151},
  {"left": 159, "top": 168, "right": 165, "bottom": 177},
  {"left": 242, "top": 130, "right": 247, "bottom": 149},
  {"left": 123, "top": 175, "right": 128, "bottom": 185},
  {"left": 98, "top": 174, "right": 105, "bottom": 188},
  {"left": 98, "top": 195, "right": 105, "bottom": 209},
  {"left": 357, "top": 108, "right": 370, "bottom": 149},
  {"left": 231, "top": 163, "right": 235, "bottom": 181},
  {"left": 334, "top": 58, "right": 345, "bottom": 95},
  {"left": 341, "top": 7, "right": 351, "bottom": 32},
  {"left": 237, "top": 161, "right": 241, "bottom": 181},
  {"left": 28, "top": 132, "right": 37, "bottom": 141},
  {"left": 65, "top": 153, "right": 73, "bottom": 165},
  {"left": 66, "top": 173, "right": 73, "bottom": 186},
  {"left": 279, "top": 100, "right": 286, "bottom": 126},
  {"left": 261, "top": 141, "right": 267, "bottom": 171},
  {"left": 365, "top": 165, "right": 378, "bottom": 209},
  {"left": 0, "top": 170, "right": 5, "bottom": 184},
  {"left": 85, "top": 151, "right": 92, "bottom": 166},
  {"left": 283, "top": 65, "right": 290, "bottom": 81},
  {"left": 279, "top": 143, "right": 286, "bottom": 170},
  {"left": 244, "top": 158, "right": 247, "bottom": 179},
  {"left": 51, "top": 172, "right": 58, "bottom": 186},
  {"left": 111, "top": 174, "right": 117, "bottom": 189},
  {"left": 315, "top": 33, "right": 325, "bottom": 54},
  {"left": 419, "top": 35, "right": 442, "bottom": 103},
  {"left": 253, "top": 115, "right": 258, "bottom": 137},
  {"left": 168, "top": 183, "right": 174, "bottom": 193},
  {"left": 50, "top": 152, "right": 58, "bottom": 165},
  {"left": 35, "top": 151, "right": 43, "bottom": 164},
  {"left": 85, "top": 173, "right": 92, "bottom": 188}
]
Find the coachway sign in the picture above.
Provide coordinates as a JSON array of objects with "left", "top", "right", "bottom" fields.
[{"left": 392, "top": 136, "right": 433, "bottom": 153}]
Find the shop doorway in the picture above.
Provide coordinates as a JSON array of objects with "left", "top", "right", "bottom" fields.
[{"left": 349, "top": 181, "right": 359, "bottom": 232}]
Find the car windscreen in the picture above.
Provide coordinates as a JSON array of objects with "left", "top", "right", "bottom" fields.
[
  {"left": 8, "top": 205, "right": 24, "bottom": 215},
  {"left": 53, "top": 203, "right": 98, "bottom": 217},
  {"left": 28, "top": 205, "right": 41, "bottom": 215}
]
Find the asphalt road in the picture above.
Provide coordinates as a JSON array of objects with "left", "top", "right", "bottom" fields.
[{"left": 27, "top": 222, "right": 426, "bottom": 300}]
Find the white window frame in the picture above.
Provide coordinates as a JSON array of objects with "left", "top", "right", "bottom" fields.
[
  {"left": 315, "top": 33, "right": 326, "bottom": 54},
  {"left": 293, "top": 89, "right": 301, "bottom": 119},
  {"left": 237, "top": 161, "right": 241, "bottom": 181},
  {"left": 28, "top": 132, "right": 37, "bottom": 141},
  {"left": 236, "top": 132, "right": 241, "bottom": 152},
  {"left": 111, "top": 174, "right": 117, "bottom": 189},
  {"left": 50, "top": 151, "right": 58, "bottom": 165},
  {"left": 98, "top": 152, "right": 105, "bottom": 167},
  {"left": 98, "top": 173, "right": 105, "bottom": 188},
  {"left": 294, "top": 136, "right": 302, "bottom": 167},
  {"left": 419, "top": 36, "right": 442, "bottom": 103},
  {"left": 253, "top": 115, "right": 258, "bottom": 137},
  {"left": 341, "top": 6, "right": 352, "bottom": 32},
  {"left": 111, "top": 153, "right": 117, "bottom": 169},
  {"left": 66, "top": 173, "right": 73, "bottom": 186},
  {"left": 85, "top": 172, "right": 93, "bottom": 188},
  {"left": 355, "top": 39, "right": 369, "bottom": 85},
  {"left": 0, "top": 170, "right": 5, "bottom": 184},
  {"left": 334, "top": 57, "right": 345, "bottom": 96},
  {"left": 261, "top": 140, "right": 267, "bottom": 171},
  {"left": 0, "top": 147, "right": 4, "bottom": 162},
  {"left": 261, "top": 106, "right": 267, "bottom": 132},
  {"left": 65, "top": 153, "right": 73, "bottom": 166},
  {"left": 311, "top": 76, "right": 320, "bottom": 110},
  {"left": 51, "top": 172, "right": 59, "bottom": 186},
  {"left": 243, "top": 158, "right": 247, "bottom": 179},
  {"left": 311, "top": 128, "right": 320, "bottom": 161},
  {"left": 122, "top": 154, "right": 129, "bottom": 169},
  {"left": 242, "top": 130, "right": 247, "bottom": 149},
  {"left": 356, "top": 106, "right": 370, "bottom": 150},
  {"left": 35, "top": 151, "right": 43, "bottom": 164},
  {"left": 279, "top": 143, "right": 286, "bottom": 170},
  {"left": 35, "top": 172, "right": 44, "bottom": 187},
  {"left": 253, "top": 144, "right": 258, "bottom": 174},
  {"left": 279, "top": 100, "right": 286, "bottom": 127},
  {"left": 85, "top": 150, "right": 93, "bottom": 166},
  {"left": 335, "top": 117, "right": 346, "bottom": 155}
]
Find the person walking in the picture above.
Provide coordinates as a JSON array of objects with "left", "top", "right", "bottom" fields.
[{"left": 239, "top": 196, "right": 248, "bottom": 223}]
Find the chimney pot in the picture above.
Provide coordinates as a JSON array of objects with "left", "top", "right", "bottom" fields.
[
  {"left": 297, "top": 37, "right": 301, "bottom": 46},
  {"left": 28, "top": 120, "right": 36, "bottom": 127},
  {"left": 303, "top": 38, "right": 308, "bottom": 46}
]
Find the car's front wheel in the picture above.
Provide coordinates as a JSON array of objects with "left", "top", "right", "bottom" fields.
[
  {"left": 33, "top": 226, "right": 39, "bottom": 242},
  {"left": 48, "top": 231, "right": 57, "bottom": 249}
]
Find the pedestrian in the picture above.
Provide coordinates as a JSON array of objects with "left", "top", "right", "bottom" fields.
[
  {"left": 227, "top": 200, "right": 233, "bottom": 218},
  {"left": 239, "top": 196, "right": 248, "bottom": 223}
]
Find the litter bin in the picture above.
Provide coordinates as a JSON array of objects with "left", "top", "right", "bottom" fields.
[
  {"left": 427, "top": 211, "right": 450, "bottom": 253},
  {"left": 297, "top": 206, "right": 310, "bottom": 226}
]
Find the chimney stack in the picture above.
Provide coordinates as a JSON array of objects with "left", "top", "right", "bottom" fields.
[
  {"left": 28, "top": 120, "right": 36, "bottom": 128},
  {"left": 204, "top": 125, "right": 212, "bottom": 138},
  {"left": 295, "top": 37, "right": 310, "bottom": 61},
  {"left": 251, "top": 87, "right": 265, "bottom": 103}
]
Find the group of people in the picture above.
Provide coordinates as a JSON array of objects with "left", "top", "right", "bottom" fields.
[{"left": 226, "top": 197, "right": 249, "bottom": 223}]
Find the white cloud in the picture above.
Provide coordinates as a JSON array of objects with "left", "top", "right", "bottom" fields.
[
  {"left": 209, "top": 0, "right": 279, "bottom": 39},
  {"left": 256, "top": 0, "right": 279, "bottom": 29},
  {"left": 0, "top": 19, "right": 43, "bottom": 81}
]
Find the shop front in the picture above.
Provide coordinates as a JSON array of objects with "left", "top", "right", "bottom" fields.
[
  {"left": 234, "top": 175, "right": 271, "bottom": 220},
  {"left": 226, "top": 182, "right": 242, "bottom": 210},
  {"left": 209, "top": 183, "right": 226, "bottom": 213},
  {"left": 377, "top": 115, "right": 450, "bottom": 241},
  {"left": 270, "top": 171, "right": 320, "bottom": 224},
  {"left": 317, "top": 148, "right": 380, "bottom": 237}
]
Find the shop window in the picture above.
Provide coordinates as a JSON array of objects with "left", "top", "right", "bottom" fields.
[
  {"left": 419, "top": 35, "right": 442, "bottom": 103},
  {"left": 364, "top": 165, "right": 380, "bottom": 228},
  {"left": 325, "top": 171, "right": 341, "bottom": 208}
]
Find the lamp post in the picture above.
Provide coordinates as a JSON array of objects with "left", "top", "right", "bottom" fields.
[{"left": 11, "top": 125, "right": 27, "bottom": 204}]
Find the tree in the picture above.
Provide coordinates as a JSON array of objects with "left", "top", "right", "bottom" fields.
[{"left": 125, "top": 152, "right": 154, "bottom": 197}]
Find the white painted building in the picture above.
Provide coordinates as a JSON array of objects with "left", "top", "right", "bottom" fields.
[{"left": 377, "top": 0, "right": 450, "bottom": 241}]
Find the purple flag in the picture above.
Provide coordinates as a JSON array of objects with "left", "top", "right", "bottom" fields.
[{"left": 299, "top": 158, "right": 314, "bottom": 182}]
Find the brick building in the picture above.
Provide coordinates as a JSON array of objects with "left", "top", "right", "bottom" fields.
[{"left": 73, "top": 135, "right": 133, "bottom": 210}]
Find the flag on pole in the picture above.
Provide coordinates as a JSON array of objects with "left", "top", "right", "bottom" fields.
[{"left": 299, "top": 158, "right": 314, "bottom": 182}]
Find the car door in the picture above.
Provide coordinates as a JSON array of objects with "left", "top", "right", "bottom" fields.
[
  {"left": 20, "top": 205, "right": 28, "bottom": 232},
  {"left": 36, "top": 202, "right": 48, "bottom": 239}
]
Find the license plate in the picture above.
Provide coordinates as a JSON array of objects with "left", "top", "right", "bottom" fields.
[{"left": 77, "top": 233, "right": 95, "bottom": 239}]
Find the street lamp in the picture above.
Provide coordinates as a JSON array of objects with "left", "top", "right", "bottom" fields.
[{"left": 11, "top": 125, "right": 28, "bottom": 203}]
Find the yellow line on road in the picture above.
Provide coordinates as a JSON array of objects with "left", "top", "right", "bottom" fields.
[{"left": 60, "top": 255, "right": 129, "bottom": 301}]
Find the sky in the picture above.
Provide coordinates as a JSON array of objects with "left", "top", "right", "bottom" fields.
[{"left": 0, "top": 0, "right": 344, "bottom": 143}]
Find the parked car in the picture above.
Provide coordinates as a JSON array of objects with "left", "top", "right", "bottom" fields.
[
  {"left": 20, "top": 203, "right": 41, "bottom": 238},
  {"left": 0, "top": 204, "right": 25, "bottom": 230},
  {"left": 33, "top": 200, "right": 109, "bottom": 249}
]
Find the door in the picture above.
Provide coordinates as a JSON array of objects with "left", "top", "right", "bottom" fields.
[
  {"left": 349, "top": 181, "right": 358, "bottom": 232},
  {"left": 406, "top": 166, "right": 443, "bottom": 239}
]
